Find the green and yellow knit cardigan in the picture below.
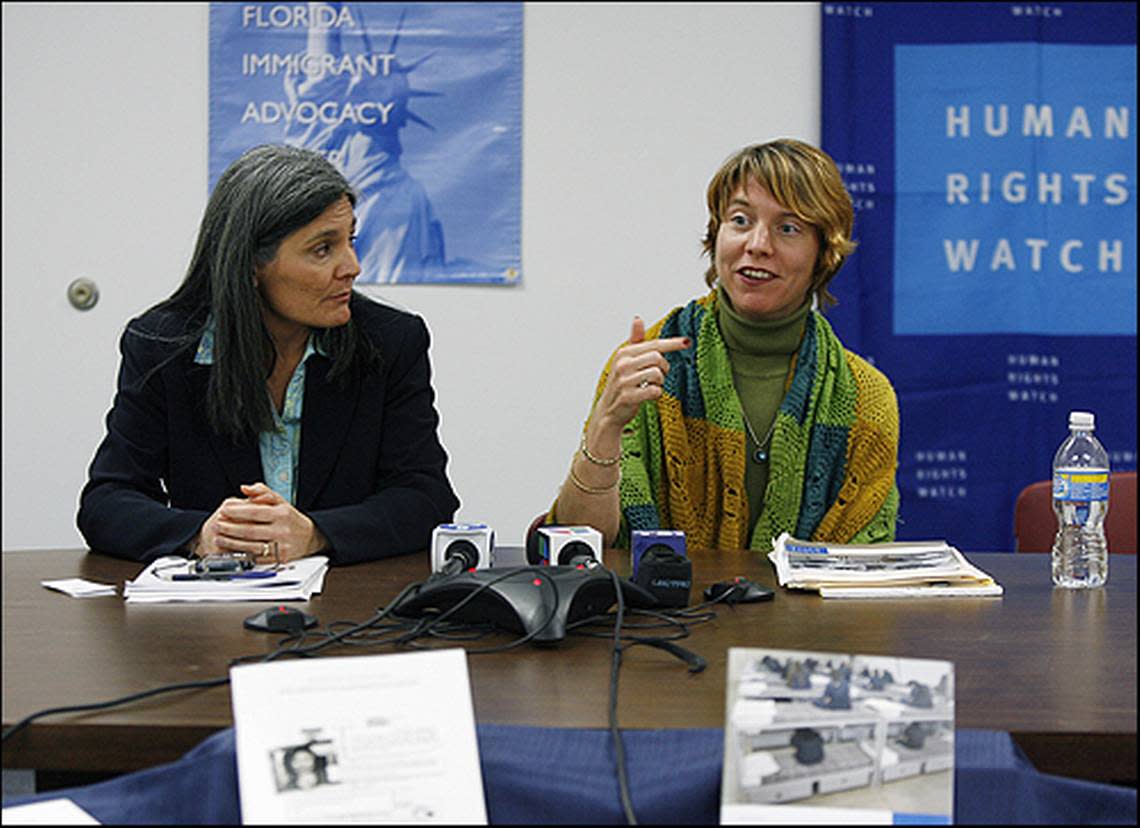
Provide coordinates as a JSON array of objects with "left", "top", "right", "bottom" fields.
[{"left": 573, "top": 290, "right": 900, "bottom": 551}]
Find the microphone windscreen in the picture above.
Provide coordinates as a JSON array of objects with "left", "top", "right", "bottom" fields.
[{"left": 632, "top": 549, "right": 692, "bottom": 608}]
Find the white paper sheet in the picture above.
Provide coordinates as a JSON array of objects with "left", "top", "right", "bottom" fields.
[
  {"left": 231, "top": 649, "right": 487, "bottom": 825},
  {"left": 40, "top": 579, "right": 117, "bottom": 598},
  {"left": 1, "top": 798, "right": 101, "bottom": 824},
  {"left": 818, "top": 583, "right": 1004, "bottom": 599}
]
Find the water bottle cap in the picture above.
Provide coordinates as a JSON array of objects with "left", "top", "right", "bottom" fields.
[{"left": 1069, "top": 411, "right": 1095, "bottom": 429}]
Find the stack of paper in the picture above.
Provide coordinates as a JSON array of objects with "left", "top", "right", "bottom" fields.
[
  {"left": 768, "top": 533, "right": 1002, "bottom": 599},
  {"left": 123, "top": 556, "right": 329, "bottom": 604}
]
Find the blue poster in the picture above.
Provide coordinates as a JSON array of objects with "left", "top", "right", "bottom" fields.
[
  {"left": 210, "top": 2, "right": 522, "bottom": 285},
  {"left": 822, "top": 2, "right": 1136, "bottom": 551}
]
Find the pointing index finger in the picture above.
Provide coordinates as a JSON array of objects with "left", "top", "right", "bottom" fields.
[
  {"left": 626, "top": 316, "right": 690, "bottom": 354},
  {"left": 625, "top": 335, "right": 692, "bottom": 356},
  {"left": 657, "top": 335, "right": 692, "bottom": 353}
]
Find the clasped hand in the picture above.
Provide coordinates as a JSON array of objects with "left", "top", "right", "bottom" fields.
[{"left": 194, "top": 483, "right": 325, "bottom": 563}]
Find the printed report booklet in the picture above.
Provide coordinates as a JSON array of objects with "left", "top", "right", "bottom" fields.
[
  {"left": 231, "top": 649, "right": 487, "bottom": 824},
  {"left": 720, "top": 647, "right": 954, "bottom": 825}
]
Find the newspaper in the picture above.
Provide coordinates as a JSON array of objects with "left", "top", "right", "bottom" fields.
[
  {"left": 768, "top": 533, "right": 1002, "bottom": 598},
  {"left": 123, "top": 555, "right": 328, "bottom": 603}
]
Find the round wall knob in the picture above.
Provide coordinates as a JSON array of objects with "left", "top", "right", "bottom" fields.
[{"left": 68, "top": 277, "right": 99, "bottom": 310}]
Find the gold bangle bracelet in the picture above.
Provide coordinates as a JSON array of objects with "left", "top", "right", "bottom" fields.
[
  {"left": 579, "top": 434, "right": 621, "bottom": 466},
  {"left": 569, "top": 465, "right": 619, "bottom": 495}
]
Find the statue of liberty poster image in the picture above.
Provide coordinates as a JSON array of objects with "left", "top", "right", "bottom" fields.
[{"left": 209, "top": 2, "right": 522, "bottom": 285}]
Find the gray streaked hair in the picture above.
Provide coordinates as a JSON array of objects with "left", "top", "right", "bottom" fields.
[{"left": 154, "top": 144, "right": 379, "bottom": 442}]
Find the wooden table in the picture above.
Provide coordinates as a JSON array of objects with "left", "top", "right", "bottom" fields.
[{"left": 3, "top": 548, "right": 1135, "bottom": 785}]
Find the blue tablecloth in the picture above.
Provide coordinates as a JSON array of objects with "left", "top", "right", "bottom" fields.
[{"left": 4, "top": 726, "right": 1135, "bottom": 824}]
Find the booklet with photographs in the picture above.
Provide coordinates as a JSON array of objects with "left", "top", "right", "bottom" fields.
[
  {"left": 232, "top": 649, "right": 487, "bottom": 824},
  {"left": 720, "top": 647, "right": 954, "bottom": 824},
  {"left": 768, "top": 532, "right": 1003, "bottom": 599}
]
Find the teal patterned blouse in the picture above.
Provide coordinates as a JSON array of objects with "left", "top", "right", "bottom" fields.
[{"left": 194, "top": 319, "right": 325, "bottom": 504}]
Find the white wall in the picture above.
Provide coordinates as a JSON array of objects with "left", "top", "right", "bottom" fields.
[{"left": 1, "top": 2, "right": 820, "bottom": 551}]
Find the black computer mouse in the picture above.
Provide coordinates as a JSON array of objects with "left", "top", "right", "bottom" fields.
[
  {"left": 244, "top": 605, "right": 318, "bottom": 633},
  {"left": 703, "top": 577, "right": 775, "bottom": 604}
]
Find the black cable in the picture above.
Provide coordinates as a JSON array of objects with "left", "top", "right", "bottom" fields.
[
  {"left": 231, "top": 568, "right": 559, "bottom": 668},
  {"left": 1, "top": 676, "right": 229, "bottom": 744},
  {"left": 606, "top": 568, "right": 638, "bottom": 826},
  {"left": 2, "top": 562, "right": 715, "bottom": 808},
  {"left": 227, "top": 581, "right": 427, "bottom": 669},
  {"left": 571, "top": 607, "right": 695, "bottom": 639},
  {"left": 419, "top": 623, "right": 499, "bottom": 641},
  {"left": 573, "top": 581, "right": 733, "bottom": 825},
  {"left": 387, "top": 566, "right": 562, "bottom": 653},
  {"left": 6, "top": 582, "right": 430, "bottom": 743},
  {"left": 625, "top": 637, "right": 706, "bottom": 673},
  {"left": 570, "top": 610, "right": 707, "bottom": 674}
]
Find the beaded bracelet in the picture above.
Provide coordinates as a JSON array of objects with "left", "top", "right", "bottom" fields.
[
  {"left": 579, "top": 434, "right": 621, "bottom": 467},
  {"left": 569, "top": 465, "right": 619, "bottom": 495}
]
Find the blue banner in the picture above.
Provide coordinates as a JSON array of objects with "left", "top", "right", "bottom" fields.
[
  {"left": 822, "top": 2, "right": 1136, "bottom": 551},
  {"left": 210, "top": 2, "right": 522, "bottom": 285}
]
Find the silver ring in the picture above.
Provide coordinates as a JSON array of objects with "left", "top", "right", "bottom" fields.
[
  {"left": 262, "top": 542, "right": 270, "bottom": 558},
  {"left": 638, "top": 380, "right": 650, "bottom": 389}
]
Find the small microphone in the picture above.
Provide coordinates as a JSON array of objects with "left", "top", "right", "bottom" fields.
[
  {"left": 632, "top": 546, "right": 693, "bottom": 608},
  {"left": 436, "top": 539, "right": 481, "bottom": 577},
  {"left": 558, "top": 540, "right": 599, "bottom": 567},
  {"left": 631, "top": 531, "right": 691, "bottom": 607},
  {"left": 630, "top": 530, "right": 687, "bottom": 577},
  {"left": 531, "top": 526, "right": 603, "bottom": 567},
  {"left": 430, "top": 523, "right": 495, "bottom": 574}
]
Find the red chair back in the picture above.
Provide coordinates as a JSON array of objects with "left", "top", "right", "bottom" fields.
[{"left": 1014, "top": 471, "right": 1137, "bottom": 554}]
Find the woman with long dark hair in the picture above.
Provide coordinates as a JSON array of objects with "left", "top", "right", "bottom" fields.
[{"left": 78, "top": 144, "right": 459, "bottom": 565}]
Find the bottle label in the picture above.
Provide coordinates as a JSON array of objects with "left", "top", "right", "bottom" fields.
[{"left": 1053, "top": 471, "right": 1109, "bottom": 502}]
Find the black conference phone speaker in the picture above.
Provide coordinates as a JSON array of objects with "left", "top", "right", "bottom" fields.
[{"left": 393, "top": 565, "right": 658, "bottom": 644}]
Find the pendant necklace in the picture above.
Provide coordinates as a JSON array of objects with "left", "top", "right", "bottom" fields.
[{"left": 741, "top": 408, "right": 776, "bottom": 463}]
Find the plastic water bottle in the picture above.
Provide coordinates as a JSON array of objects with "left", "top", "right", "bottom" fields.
[{"left": 1051, "top": 411, "right": 1109, "bottom": 588}]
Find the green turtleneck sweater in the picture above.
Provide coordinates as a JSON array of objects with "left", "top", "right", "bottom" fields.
[{"left": 716, "top": 285, "right": 810, "bottom": 531}]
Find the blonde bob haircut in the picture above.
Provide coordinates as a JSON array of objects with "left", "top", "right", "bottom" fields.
[{"left": 701, "top": 138, "right": 857, "bottom": 310}]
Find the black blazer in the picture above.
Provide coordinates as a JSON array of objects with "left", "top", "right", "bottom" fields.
[{"left": 77, "top": 294, "right": 459, "bottom": 565}]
